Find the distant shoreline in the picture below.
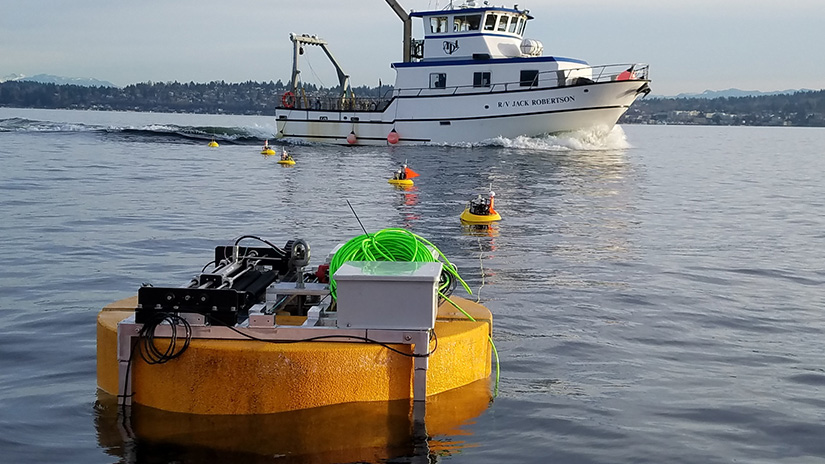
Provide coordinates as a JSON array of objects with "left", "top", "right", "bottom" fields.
[{"left": 2, "top": 81, "right": 823, "bottom": 128}]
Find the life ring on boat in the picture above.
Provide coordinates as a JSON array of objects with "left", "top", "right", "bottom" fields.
[{"left": 282, "top": 91, "right": 296, "bottom": 108}]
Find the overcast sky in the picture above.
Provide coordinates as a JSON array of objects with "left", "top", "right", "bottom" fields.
[{"left": 1, "top": 0, "right": 822, "bottom": 96}]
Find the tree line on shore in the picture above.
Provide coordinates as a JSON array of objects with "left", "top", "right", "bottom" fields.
[
  {"left": 0, "top": 80, "right": 379, "bottom": 115},
  {"left": 1, "top": 80, "right": 823, "bottom": 127},
  {"left": 622, "top": 90, "right": 825, "bottom": 127}
]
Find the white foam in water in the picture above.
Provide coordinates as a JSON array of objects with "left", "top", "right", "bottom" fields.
[
  {"left": 140, "top": 124, "right": 181, "bottom": 132},
  {"left": 479, "top": 125, "right": 632, "bottom": 151},
  {"left": 243, "top": 124, "right": 279, "bottom": 140}
]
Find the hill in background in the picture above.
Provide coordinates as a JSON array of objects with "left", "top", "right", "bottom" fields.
[
  {"left": 622, "top": 89, "right": 825, "bottom": 127},
  {"left": 663, "top": 88, "right": 817, "bottom": 99},
  {"left": 0, "top": 76, "right": 823, "bottom": 127}
]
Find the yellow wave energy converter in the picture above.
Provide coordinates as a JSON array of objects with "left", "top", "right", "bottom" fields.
[{"left": 96, "top": 230, "right": 493, "bottom": 415}]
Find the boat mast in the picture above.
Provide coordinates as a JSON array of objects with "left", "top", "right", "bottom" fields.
[{"left": 384, "top": 0, "right": 412, "bottom": 62}]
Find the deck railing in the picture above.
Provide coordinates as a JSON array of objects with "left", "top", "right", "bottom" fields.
[
  {"left": 281, "top": 90, "right": 395, "bottom": 112},
  {"left": 278, "top": 63, "right": 649, "bottom": 112}
]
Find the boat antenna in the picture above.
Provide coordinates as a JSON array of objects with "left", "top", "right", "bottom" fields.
[{"left": 346, "top": 199, "right": 370, "bottom": 236}]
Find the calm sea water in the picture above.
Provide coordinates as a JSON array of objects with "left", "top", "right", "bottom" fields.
[{"left": 1, "top": 108, "right": 824, "bottom": 464}]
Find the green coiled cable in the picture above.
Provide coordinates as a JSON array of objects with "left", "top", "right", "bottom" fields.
[
  {"left": 328, "top": 227, "right": 471, "bottom": 299},
  {"left": 328, "top": 227, "right": 500, "bottom": 396}
]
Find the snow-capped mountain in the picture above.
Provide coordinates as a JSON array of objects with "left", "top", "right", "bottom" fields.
[{"left": 1, "top": 73, "right": 116, "bottom": 87}]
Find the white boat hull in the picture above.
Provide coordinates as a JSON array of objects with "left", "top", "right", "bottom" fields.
[{"left": 275, "top": 80, "right": 649, "bottom": 145}]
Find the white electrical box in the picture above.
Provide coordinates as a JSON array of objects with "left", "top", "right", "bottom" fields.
[{"left": 333, "top": 261, "right": 443, "bottom": 330}]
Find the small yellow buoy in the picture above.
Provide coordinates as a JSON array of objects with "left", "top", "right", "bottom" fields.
[
  {"left": 261, "top": 140, "right": 275, "bottom": 155},
  {"left": 208, "top": 139, "right": 219, "bottom": 148},
  {"left": 388, "top": 178, "right": 414, "bottom": 187},
  {"left": 277, "top": 148, "right": 295, "bottom": 165},
  {"left": 460, "top": 190, "right": 501, "bottom": 224}
]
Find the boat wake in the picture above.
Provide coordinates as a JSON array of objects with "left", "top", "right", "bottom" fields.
[
  {"left": 0, "top": 117, "right": 269, "bottom": 144},
  {"left": 478, "top": 125, "right": 632, "bottom": 151},
  {"left": 117, "top": 124, "right": 264, "bottom": 143},
  {"left": 2, "top": 115, "right": 631, "bottom": 151},
  {"left": 0, "top": 117, "right": 92, "bottom": 133}
]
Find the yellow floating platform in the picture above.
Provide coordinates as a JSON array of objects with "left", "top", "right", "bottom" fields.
[
  {"left": 388, "top": 178, "right": 413, "bottom": 187},
  {"left": 97, "top": 296, "right": 492, "bottom": 415},
  {"left": 95, "top": 377, "right": 491, "bottom": 462},
  {"left": 460, "top": 208, "right": 501, "bottom": 224},
  {"left": 261, "top": 148, "right": 276, "bottom": 155},
  {"left": 277, "top": 159, "right": 296, "bottom": 165}
]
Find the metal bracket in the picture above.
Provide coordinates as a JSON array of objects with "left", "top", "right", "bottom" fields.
[{"left": 116, "top": 316, "right": 432, "bottom": 407}]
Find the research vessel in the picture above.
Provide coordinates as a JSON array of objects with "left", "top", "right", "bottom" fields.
[{"left": 274, "top": 0, "right": 651, "bottom": 145}]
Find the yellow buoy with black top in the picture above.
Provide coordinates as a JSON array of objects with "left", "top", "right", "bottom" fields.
[
  {"left": 388, "top": 163, "right": 418, "bottom": 186},
  {"left": 460, "top": 209, "right": 501, "bottom": 224},
  {"left": 460, "top": 190, "right": 501, "bottom": 224},
  {"left": 261, "top": 139, "right": 276, "bottom": 155},
  {"left": 96, "top": 229, "right": 496, "bottom": 415},
  {"left": 276, "top": 148, "right": 295, "bottom": 165}
]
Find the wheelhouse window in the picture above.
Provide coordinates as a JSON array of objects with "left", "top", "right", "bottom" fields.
[
  {"left": 517, "top": 17, "right": 526, "bottom": 35},
  {"left": 473, "top": 72, "right": 491, "bottom": 87},
  {"left": 520, "top": 70, "right": 539, "bottom": 87},
  {"left": 497, "top": 16, "right": 510, "bottom": 32},
  {"left": 453, "top": 14, "right": 481, "bottom": 32},
  {"left": 509, "top": 16, "right": 519, "bottom": 33},
  {"left": 484, "top": 14, "right": 498, "bottom": 31},
  {"left": 430, "top": 73, "right": 447, "bottom": 89},
  {"left": 430, "top": 16, "right": 448, "bottom": 33}
]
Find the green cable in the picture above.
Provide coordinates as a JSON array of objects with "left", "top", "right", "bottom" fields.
[
  {"left": 329, "top": 228, "right": 471, "bottom": 299},
  {"left": 329, "top": 228, "right": 500, "bottom": 397},
  {"left": 441, "top": 293, "right": 501, "bottom": 397}
]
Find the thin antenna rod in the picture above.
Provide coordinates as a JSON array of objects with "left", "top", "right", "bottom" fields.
[{"left": 346, "top": 200, "right": 370, "bottom": 236}]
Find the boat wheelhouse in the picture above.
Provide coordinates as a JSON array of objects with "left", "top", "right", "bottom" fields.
[{"left": 274, "top": 1, "right": 650, "bottom": 145}]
